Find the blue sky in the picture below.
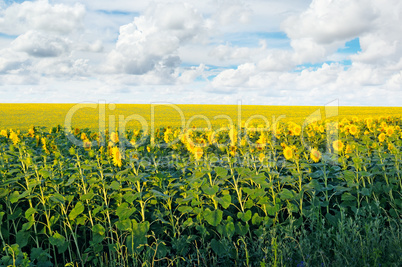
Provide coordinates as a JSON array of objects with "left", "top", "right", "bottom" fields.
[{"left": 0, "top": 0, "right": 401, "bottom": 105}]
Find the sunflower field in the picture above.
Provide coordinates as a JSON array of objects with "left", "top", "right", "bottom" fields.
[{"left": 0, "top": 116, "right": 401, "bottom": 266}]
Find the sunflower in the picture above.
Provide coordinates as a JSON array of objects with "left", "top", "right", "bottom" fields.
[
  {"left": 0, "top": 129, "right": 7, "bottom": 138},
  {"left": 9, "top": 131, "right": 20, "bottom": 145},
  {"left": 283, "top": 146, "right": 293, "bottom": 160},
  {"left": 164, "top": 128, "right": 173, "bottom": 144},
  {"left": 28, "top": 128, "right": 35, "bottom": 137},
  {"left": 310, "top": 148, "right": 321, "bottom": 163},
  {"left": 193, "top": 146, "right": 203, "bottom": 161},
  {"left": 111, "top": 147, "right": 122, "bottom": 167},
  {"left": 349, "top": 124, "right": 359, "bottom": 136},
  {"left": 83, "top": 139, "right": 91, "bottom": 150},
  {"left": 110, "top": 132, "right": 119, "bottom": 143},
  {"left": 385, "top": 127, "right": 394, "bottom": 137},
  {"left": 229, "top": 126, "right": 237, "bottom": 146},
  {"left": 258, "top": 153, "right": 265, "bottom": 163},
  {"left": 378, "top": 133, "right": 386, "bottom": 143},
  {"left": 332, "top": 140, "right": 344, "bottom": 152}
]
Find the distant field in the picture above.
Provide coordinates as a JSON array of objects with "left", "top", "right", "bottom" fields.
[{"left": 1, "top": 103, "right": 402, "bottom": 130}]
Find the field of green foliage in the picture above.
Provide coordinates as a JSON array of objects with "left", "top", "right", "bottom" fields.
[{"left": 0, "top": 115, "right": 401, "bottom": 266}]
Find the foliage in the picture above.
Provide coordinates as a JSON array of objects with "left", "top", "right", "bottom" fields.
[{"left": 0, "top": 116, "right": 401, "bottom": 266}]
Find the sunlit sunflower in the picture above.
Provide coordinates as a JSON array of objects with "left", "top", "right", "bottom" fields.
[
  {"left": 332, "top": 140, "right": 344, "bottom": 152},
  {"left": 1, "top": 129, "right": 7, "bottom": 138},
  {"left": 83, "top": 139, "right": 91, "bottom": 150},
  {"left": 28, "top": 127, "right": 35, "bottom": 137},
  {"left": 349, "top": 124, "right": 359, "bottom": 136},
  {"left": 193, "top": 146, "right": 203, "bottom": 161},
  {"left": 110, "top": 132, "right": 119, "bottom": 143},
  {"left": 111, "top": 146, "right": 122, "bottom": 167},
  {"left": 9, "top": 131, "right": 20, "bottom": 145},
  {"left": 258, "top": 153, "right": 265, "bottom": 163},
  {"left": 378, "top": 133, "right": 386, "bottom": 143},
  {"left": 310, "top": 148, "right": 321, "bottom": 163},
  {"left": 385, "top": 126, "right": 394, "bottom": 136},
  {"left": 283, "top": 146, "right": 293, "bottom": 160},
  {"left": 229, "top": 126, "right": 237, "bottom": 146}
]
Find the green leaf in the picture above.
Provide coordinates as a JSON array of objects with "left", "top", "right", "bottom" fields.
[
  {"left": 92, "top": 224, "right": 105, "bottom": 236},
  {"left": 25, "top": 207, "right": 37, "bottom": 219},
  {"left": 69, "top": 201, "right": 84, "bottom": 221},
  {"left": 110, "top": 181, "right": 120, "bottom": 190},
  {"left": 211, "top": 239, "right": 225, "bottom": 255},
  {"left": 50, "top": 193, "right": 65, "bottom": 204},
  {"left": 215, "top": 167, "right": 228, "bottom": 177},
  {"left": 237, "top": 210, "right": 252, "bottom": 222},
  {"left": 279, "top": 188, "right": 295, "bottom": 200},
  {"left": 123, "top": 192, "right": 138, "bottom": 203},
  {"left": 39, "top": 169, "right": 51, "bottom": 179},
  {"left": 116, "top": 219, "right": 131, "bottom": 231},
  {"left": 204, "top": 208, "right": 223, "bottom": 226},
  {"left": 80, "top": 192, "right": 95, "bottom": 201},
  {"left": 127, "top": 220, "right": 149, "bottom": 253},
  {"left": 341, "top": 193, "right": 356, "bottom": 201},
  {"left": 16, "top": 230, "right": 30, "bottom": 248},
  {"left": 217, "top": 194, "right": 231, "bottom": 209},
  {"left": 202, "top": 184, "right": 219, "bottom": 196},
  {"left": 343, "top": 170, "right": 355, "bottom": 182},
  {"left": 0, "top": 188, "right": 9, "bottom": 198},
  {"left": 116, "top": 203, "right": 135, "bottom": 220},
  {"left": 251, "top": 213, "right": 263, "bottom": 225},
  {"left": 235, "top": 222, "right": 249, "bottom": 236},
  {"left": 9, "top": 191, "right": 20, "bottom": 203},
  {"left": 49, "top": 232, "right": 66, "bottom": 248}
]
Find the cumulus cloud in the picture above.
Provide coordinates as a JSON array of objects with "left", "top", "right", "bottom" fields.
[
  {"left": 12, "top": 31, "right": 70, "bottom": 57},
  {"left": 105, "top": 2, "right": 207, "bottom": 78},
  {"left": 213, "top": 0, "right": 252, "bottom": 25},
  {"left": 0, "top": 0, "right": 85, "bottom": 35},
  {"left": 282, "top": 0, "right": 378, "bottom": 63}
]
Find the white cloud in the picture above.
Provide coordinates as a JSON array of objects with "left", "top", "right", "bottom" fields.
[
  {"left": 12, "top": 30, "right": 70, "bottom": 57},
  {"left": 105, "top": 2, "right": 207, "bottom": 78},
  {"left": 0, "top": 0, "right": 85, "bottom": 35}
]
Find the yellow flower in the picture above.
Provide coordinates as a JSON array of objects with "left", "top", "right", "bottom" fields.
[
  {"left": 193, "top": 146, "right": 203, "bottom": 161},
  {"left": 164, "top": 128, "right": 173, "bottom": 144},
  {"left": 256, "top": 132, "right": 268, "bottom": 150},
  {"left": 28, "top": 128, "right": 35, "bottom": 137},
  {"left": 111, "top": 147, "right": 122, "bottom": 167},
  {"left": 83, "top": 139, "right": 91, "bottom": 150},
  {"left": 9, "top": 131, "right": 20, "bottom": 145},
  {"left": 229, "top": 126, "right": 237, "bottom": 146},
  {"left": 258, "top": 153, "right": 265, "bottom": 163},
  {"left": 310, "top": 148, "right": 321, "bottom": 163},
  {"left": 332, "top": 140, "right": 344, "bottom": 152},
  {"left": 229, "top": 146, "right": 237, "bottom": 156},
  {"left": 318, "top": 125, "right": 325, "bottom": 133},
  {"left": 293, "top": 124, "right": 302, "bottom": 136},
  {"left": 110, "top": 132, "right": 119, "bottom": 143},
  {"left": 345, "top": 144, "right": 353, "bottom": 154},
  {"left": 283, "top": 146, "right": 293, "bottom": 160},
  {"left": 147, "top": 146, "right": 151, "bottom": 153},
  {"left": 378, "top": 133, "right": 386, "bottom": 143},
  {"left": 349, "top": 124, "right": 359, "bottom": 136},
  {"left": 0, "top": 129, "right": 7, "bottom": 137},
  {"left": 385, "top": 126, "right": 394, "bottom": 136}
]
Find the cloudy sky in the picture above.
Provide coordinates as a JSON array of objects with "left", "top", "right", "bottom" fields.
[{"left": 0, "top": 0, "right": 401, "bottom": 105}]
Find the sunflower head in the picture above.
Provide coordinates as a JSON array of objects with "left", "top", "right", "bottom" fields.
[
  {"left": 332, "top": 140, "right": 344, "bottom": 152},
  {"left": 283, "top": 146, "right": 293, "bottom": 160},
  {"left": 310, "top": 148, "right": 321, "bottom": 163}
]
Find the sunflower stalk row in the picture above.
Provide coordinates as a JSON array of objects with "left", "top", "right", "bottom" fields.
[{"left": 0, "top": 116, "right": 401, "bottom": 266}]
